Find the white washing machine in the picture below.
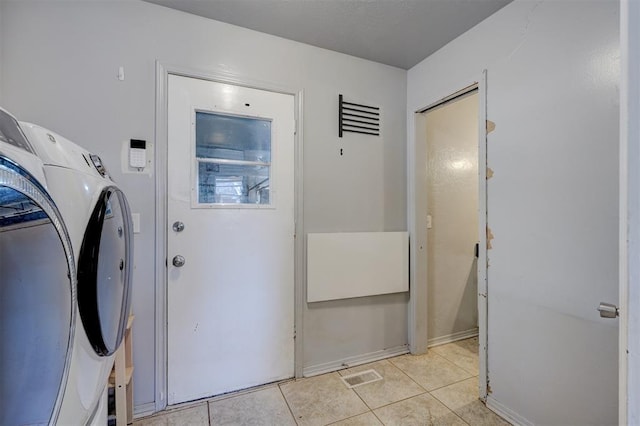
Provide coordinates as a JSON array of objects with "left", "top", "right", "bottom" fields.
[
  {"left": 0, "top": 108, "right": 77, "bottom": 425},
  {"left": 20, "top": 122, "right": 133, "bottom": 425}
]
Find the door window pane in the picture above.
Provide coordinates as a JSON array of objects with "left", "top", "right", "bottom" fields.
[{"left": 195, "top": 112, "right": 271, "bottom": 205}]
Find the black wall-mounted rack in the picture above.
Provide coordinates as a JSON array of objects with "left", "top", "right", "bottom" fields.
[{"left": 339, "top": 94, "right": 380, "bottom": 137}]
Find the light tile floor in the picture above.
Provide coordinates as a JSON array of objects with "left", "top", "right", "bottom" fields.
[{"left": 134, "top": 337, "right": 510, "bottom": 426}]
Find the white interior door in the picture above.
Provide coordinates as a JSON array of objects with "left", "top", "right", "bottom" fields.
[{"left": 167, "top": 75, "right": 295, "bottom": 404}]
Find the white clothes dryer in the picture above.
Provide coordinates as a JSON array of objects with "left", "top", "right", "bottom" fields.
[
  {"left": 0, "top": 108, "right": 77, "bottom": 425},
  {"left": 20, "top": 122, "right": 133, "bottom": 425}
]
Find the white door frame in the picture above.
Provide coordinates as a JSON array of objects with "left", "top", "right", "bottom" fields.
[
  {"left": 620, "top": 0, "right": 638, "bottom": 423},
  {"left": 408, "top": 71, "right": 488, "bottom": 399},
  {"left": 153, "top": 62, "right": 305, "bottom": 412}
]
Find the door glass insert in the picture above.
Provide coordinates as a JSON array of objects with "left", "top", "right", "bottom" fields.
[
  {"left": 195, "top": 111, "right": 272, "bottom": 205},
  {"left": 0, "top": 157, "right": 75, "bottom": 426}
]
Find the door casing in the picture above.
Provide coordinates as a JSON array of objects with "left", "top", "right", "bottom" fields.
[
  {"left": 620, "top": 0, "right": 637, "bottom": 422},
  {"left": 154, "top": 62, "right": 305, "bottom": 413}
]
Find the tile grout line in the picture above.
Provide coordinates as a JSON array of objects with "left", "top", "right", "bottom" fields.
[
  {"left": 207, "top": 400, "right": 211, "bottom": 426},
  {"left": 449, "top": 410, "right": 471, "bottom": 426},
  {"left": 347, "top": 358, "right": 431, "bottom": 414},
  {"left": 367, "top": 390, "right": 428, "bottom": 412},
  {"left": 387, "top": 354, "right": 475, "bottom": 397},
  {"left": 325, "top": 410, "right": 375, "bottom": 426},
  {"left": 426, "top": 350, "right": 476, "bottom": 382},
  {"left": 344, "top": 379, "right": 372, "bottom": 422},
  {"left": 429, "top": 390, "right": 465, "bottom": 420},
  {"left": 350, "top": 376, "right": 375, "bottom": 411},
  {"left": 332, "top": 370, "right": 378, "bottom": 422},
  {"left": 430, "top": 346, "right": 479, "bottom": 376},
  {"left": 428, "top": 374, "right": 478, "bottom": 394},
  {"left": 382, "top": 341, "right": 480, "bottom": 423},
  {"left": 386, "top": 357, "right": 429, "bottom": 394},
  {"left": 428, "top": 377, "right": 480, "bottom": 421},
  {"left": 277, "top": 382, "right": 300, "bottom": 425},
  {"left": 370, "top": 409, "right": 386, "bottom": 426},
  {"left": 429, "top": 379, "right": 511, "bottom": 426}
]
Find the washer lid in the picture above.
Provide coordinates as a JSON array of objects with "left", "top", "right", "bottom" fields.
[
  {"left": 0, "top": 155, "right": 76, "bottom": 426},
  {"left": 78, "top": 186, "right": 133, "bottom": 356}
]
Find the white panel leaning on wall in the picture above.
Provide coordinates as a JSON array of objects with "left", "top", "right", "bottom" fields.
[{"left": 307, "top": 232, "right": 409, "bottom": 303}]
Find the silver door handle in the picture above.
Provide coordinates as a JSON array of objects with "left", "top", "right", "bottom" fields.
[
  {"left": 597, "top": 302, "right": 619, "bottom": 318},
  {"left": 173, "top": 221, "right": 185, "bottom": 232},
  {"left": 172, "top": 255, "right": 185, "bottom": 267}
]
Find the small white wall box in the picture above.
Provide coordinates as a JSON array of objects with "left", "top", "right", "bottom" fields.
[
  {"left": 129, "top": 139, "right": 147, "bottom": 169},
  {"left": 307, "top": 231, "right": 409, "bottom": 302}
]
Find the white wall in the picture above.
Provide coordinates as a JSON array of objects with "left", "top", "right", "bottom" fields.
[
  {"left": 408, "top": 1, "right": 619, "bottom": 424},
  {"left": 425, "top": 93, "right": 478, "bottom": 344},
  {"left": 0, "top": 3, "right": 3, "bottom": 101},
  {"left": 0, "top": 0, "right": 407, "bottom": 411}
]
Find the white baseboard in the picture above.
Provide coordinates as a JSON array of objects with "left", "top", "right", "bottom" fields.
[
  {"left": 427, "top": 328, "right": 479, "bottom": 348},
  {"left": 486, "top": 395, "right": 534, "bottom": 426},
  {"left": 303, "top": 345, "right": 410, "bottom": 377},
  {"left": 133, "top": 402, "right": 157, "bottom": 419}
]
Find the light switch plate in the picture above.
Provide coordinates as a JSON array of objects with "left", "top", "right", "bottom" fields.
[
  {"left": 427, "top": 214, "right": 432, "bottom": 229},
  {"left": 132, "top": 213, "right": 141, "bottom": 234}
]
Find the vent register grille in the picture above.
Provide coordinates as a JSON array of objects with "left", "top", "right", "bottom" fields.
[
  {"left": 339, "top": 94, "right": 380, "bottom": 137},
  {"left": 340, "top": 369, "right": 383, "bottom": 389}
]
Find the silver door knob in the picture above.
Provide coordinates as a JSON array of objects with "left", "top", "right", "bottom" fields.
[
  {"left": 597, "top": 302, "right": 619, "bottom": 318},
  {"left": 172, "top": 255, "right": 185, "bottom": 267},
  {"left": 173, "top": 221, "right": 185, "bottom": 232}
]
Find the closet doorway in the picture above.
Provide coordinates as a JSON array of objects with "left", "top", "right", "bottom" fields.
[{"left": 422, "top": 90, "right": 480, "bottom": 348}]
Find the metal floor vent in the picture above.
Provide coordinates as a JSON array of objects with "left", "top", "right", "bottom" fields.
[{"left": 340, "top": 369, "right": 383, "bottom": 389}]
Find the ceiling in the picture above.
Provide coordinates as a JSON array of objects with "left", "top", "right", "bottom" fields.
[{"left": 143, "top": 0, "right": 512, "bottom": 69}]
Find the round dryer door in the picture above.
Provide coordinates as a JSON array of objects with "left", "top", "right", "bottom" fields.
[
  {"left": 78, "top": 187, "right": 133, "bottom": 356},
  {"left": 0, "top": 155, "right": 76, "bottom": 426}
]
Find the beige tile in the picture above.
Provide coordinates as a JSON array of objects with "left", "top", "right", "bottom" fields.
[
  {"left": 389, "top": 352, "right": 473, "bottom": 391},
  {"left": 456, "top": 336, "right": 479, "bottom": 353},
  {"left": 431, "top": 378, "right": 510, "bottom": 426},
  {"left": 330, "top": 411, "right": 383, "bottom": 426},
  {"left": 280, "top": 372, "right": 369, "bottom": 426},
  {"left": 373, "top": 393, "right": 466, "bottom": 426},
  {"left": 208, "top": 386, "right": 295, "bottom": 425},
  {"left": 338, "top": 360, "right": 426, "bottom": 409},
  {"left": 133, "top": 403, "right": 209, "bottom": 426},
  {"left": 431, "top": 337, "right": 479, "bottom": 376}
]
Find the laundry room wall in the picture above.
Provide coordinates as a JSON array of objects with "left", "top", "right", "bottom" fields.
[
  {"left": 0, "top": 4, "right": 3, "bottom": 101},
  {"left": 0, "top": 0, "right": 407, "bottom": 413},
  {"left": 408, "top": 1, "right": 619, "bottom": 424}
]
